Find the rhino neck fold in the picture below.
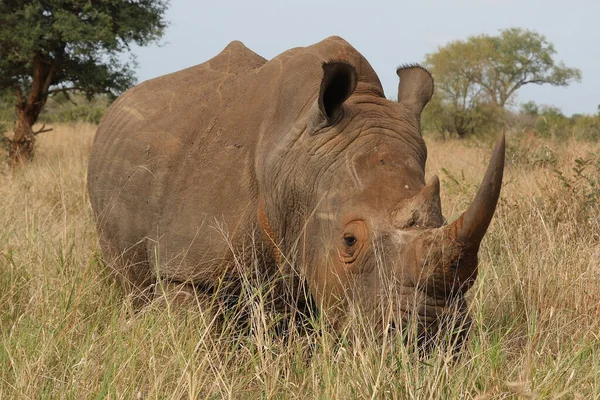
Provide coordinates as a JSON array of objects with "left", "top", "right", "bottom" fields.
[{"left": 258, "top": 198, "right": 285, "bottom": 265}]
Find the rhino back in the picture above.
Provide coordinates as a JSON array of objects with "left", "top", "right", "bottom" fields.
[
  {"left": 88, "top": 41, "right": 267, "bottom": 282},
  {"left": 88, "top": 35, "right": 386, "bottom": 287}
]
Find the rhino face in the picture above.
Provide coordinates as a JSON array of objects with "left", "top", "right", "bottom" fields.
[{"left": 260, "top": 61, "right": 504, "bottom": 342}]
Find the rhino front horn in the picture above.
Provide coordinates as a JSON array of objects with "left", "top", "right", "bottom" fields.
[
  {"left": 446, "top": 133, "right": 505, "bottom": 247},
  {"left": 420, "top": 133, "right": 505, "bottom": 295}
]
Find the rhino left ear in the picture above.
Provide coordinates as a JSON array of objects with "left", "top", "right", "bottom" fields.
[
  {"left": 318, "top": 61, "right": 358, "bottom": 124},
  {"left": 397, "top": 65, "right": 434, "bottom": 117}
]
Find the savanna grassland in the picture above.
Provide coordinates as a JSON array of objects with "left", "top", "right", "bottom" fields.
[{"left": 1, "top": 124, "right": 599, "bottom": 399}]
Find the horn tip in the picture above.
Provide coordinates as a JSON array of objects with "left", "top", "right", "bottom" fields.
[
  {"left": 492, "top": 132, "right": 506, "bottom": 169},
  {"left": 496, "top": 132, "right": 506, "bottom": 152}
]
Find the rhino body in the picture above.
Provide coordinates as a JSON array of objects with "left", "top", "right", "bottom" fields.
[{"left": 88, "top": 36, "right": 504, "bottom": 341}]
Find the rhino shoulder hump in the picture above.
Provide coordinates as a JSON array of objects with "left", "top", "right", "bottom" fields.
[{"left": 208, "top": 40, "right": 267, "bottom": 73}]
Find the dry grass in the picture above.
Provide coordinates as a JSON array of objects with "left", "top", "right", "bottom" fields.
[{"left": 1, "top": 124, "right": 599, "bottom": 398}]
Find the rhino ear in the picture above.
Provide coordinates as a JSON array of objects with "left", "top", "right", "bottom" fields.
[
  {"left": 396, "top": 65, "right": 434, "bottom": 117},
  {"left": 318, "top": 61, "right": 358, "bottom": 124}
]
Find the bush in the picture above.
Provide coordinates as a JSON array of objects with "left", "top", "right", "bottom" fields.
[
  {"left": 0, "top": 121, "right": 7, "bottom": 153},
  {"left": 554, "top": 155, "right": 600, "bottom": 208},
  {"left": 529, "top": 106, "right": 600, "bottom": 141},
  {"left": 571, "top": 114, "right": 600, "bottom": 141},
  {"left": 39, "top": 105, "right": 106, "bottom": 125},
  {"left": 533, "top": 106, "right": 571, "bottom": 139},
  {"left": 424, "top": 97, "right": 600, "bottom": 143},
  {"left": 422, "top": 98, "right": 506, "bottom": 139},
  {"left": 1, "top": 91, "right": 109, "bottom": 128},
  {"left": 506, "top": 141, "right": 557, "bottom": 169}
]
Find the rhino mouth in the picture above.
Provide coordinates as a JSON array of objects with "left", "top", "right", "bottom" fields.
[
  {"left": 395, "top": 295, "right": 449, "bottom": 325},
  {"left": 384, "top": 291, "right": 471, "bottom": 351}
]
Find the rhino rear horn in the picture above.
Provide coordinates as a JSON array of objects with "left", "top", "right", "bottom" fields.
[
  {"left": 318, "top": 61, "right": 358, "bottom": 123},
  {"left": 396, "top": 65, "right": 434, "bottom": 117}
]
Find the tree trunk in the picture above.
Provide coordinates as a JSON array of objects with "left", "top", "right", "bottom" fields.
[
  {"left": 6, "top": 55, "right": 55, "bottom": 166},
  {"left": 8, "top": 108, "right": 36, "bottom": 165}
]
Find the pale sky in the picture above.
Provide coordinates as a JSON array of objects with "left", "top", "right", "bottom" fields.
[{"left": 133, "top": 0, "right": 599, "bottom": 116}]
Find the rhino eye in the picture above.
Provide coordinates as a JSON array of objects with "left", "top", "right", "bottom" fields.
[{"left": 344, "top": 235, "right": 357, "bottom": 247}]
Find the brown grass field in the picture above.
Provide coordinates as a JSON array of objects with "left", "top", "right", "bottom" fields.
[{"left": 1, "top": 123, "right": 599, "bottom": 398}]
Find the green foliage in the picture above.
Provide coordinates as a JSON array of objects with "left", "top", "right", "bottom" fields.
[
  {"left": 40, "top": 104, "right": 106, "bottom": 124},
  {"left": 0, "top": 89, "right": 14, "bottom": 122},
  {"left": 37, "top": 92, "right": 109, "bottom": 124},
  {"left": 0, "top": 0, "right": 169, "bottom": 98},
  {"left": 571, "top": 113, "right": 600, "bottom": 141},
  {"left": 423, "top": 27, "right": 581, "bottom": 138},
  {"left": 423, "top": 96, "right": 505, "bottom": 138},
  {"left": 0, "top": 0, "right": 168, "bottom": 162},
  {"left": 506, "top": 141, "right": 557, "bottom": 169},
  {"left": 476, "top": 28, "right": 581, "bottom": 107},
  {"left": 0, "top": 90, "right": 12, "bottom": 152},
  {"left": 554, "top": 155, "right": 600, "bottom": 208},
  {"left": 520, "top": 101, "right": 539, "bottom": 116},
  {"left": 1, "top": 90, "right": 110, "bottom": 126},
  {"left": 534, "top": 106, "right": 571, "bottom": 139},
  {"left": 530, "top": 105, "right": 600, "bottom": 141}
]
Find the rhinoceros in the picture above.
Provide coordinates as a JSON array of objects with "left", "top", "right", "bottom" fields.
[{"left": 88, "top": 36, "right": 504, "bottom": 343}]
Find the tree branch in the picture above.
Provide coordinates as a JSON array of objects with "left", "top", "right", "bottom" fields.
[
  {"left": 47, "top": 86, "right": 84, "bottom": 95},
  {"left": 14, "top": 85, "right": 24, "bottom": 109},
  {"left": 42, "top": 68, "right": 56, "bottom": 97},
  {"left": 48, "top": 87, "right": 79, "bottom": 106},
  {"left": 33, "top": 123, "right": 53, "bottom": 135}
]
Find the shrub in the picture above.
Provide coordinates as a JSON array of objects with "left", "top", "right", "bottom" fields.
[
  {"left": 533, "top": 106, "right": 571, "bottom": 140},
  {"left": 554, "top": 154, "right": 600, "bottom": 209},
  {"left": 422, "top": 99, "right": 506, "bottom": 139},
  {"left": 39, "top": 105, "right": 106, "bottom": 125},
  {"left": 571, "top": 114, "right": 600, "bottom": 141},
  {"left": 506, "top": 141, "right": 557, "bottom": 169}
]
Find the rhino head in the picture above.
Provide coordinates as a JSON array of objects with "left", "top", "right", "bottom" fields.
[{"left": 258, "top": 60, "right": 504, "bottom": 344}]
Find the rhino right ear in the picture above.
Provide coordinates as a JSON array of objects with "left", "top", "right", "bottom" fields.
[
  {"left": 397, "top": 65, "right": 434, "bottom": 117},
  {"left": 316, "top": 61, "right": 358, "bottom": 125}
]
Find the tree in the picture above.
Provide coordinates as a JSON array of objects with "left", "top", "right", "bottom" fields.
[
  {"left": 0, "top": 0, "right": 169, "bottom": 165},
  {"left": 476, "top": 28, "right": 582, "bottom": 108},
  {"left": 520, "top": 101, "right": 539, "bottom": 116},
  {"left": 421, "top": 38, "right": 490, "bottom": 137},
  {"left": 423, "top": 28, "right": 581, "bottom": 137}
]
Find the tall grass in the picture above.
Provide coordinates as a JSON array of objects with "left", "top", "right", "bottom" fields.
[{"left": 1, "top": 124, "right": 599, "bottom": 398}]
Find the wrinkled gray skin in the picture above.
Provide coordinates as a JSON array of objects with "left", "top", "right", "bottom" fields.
[{"left": 88, "top": 36, "right": 504, "bottom": 345}]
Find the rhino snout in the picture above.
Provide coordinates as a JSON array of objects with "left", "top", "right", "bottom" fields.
[{"left": 398, "top": 134, "right": 505, "bottom": 298}]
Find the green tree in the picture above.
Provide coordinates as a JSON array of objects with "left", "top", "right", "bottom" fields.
[
  {"left": 520, "top": 101, "right": 539, "bottom": 116},
  {"left": 478, "top": 28, "right": 581, "bottom": 108},
  {"left": 423, "top": 28, "right": 581, "bottom": 137},
  {"left": 0, "top": 0, "right": 169, "bottom": 165}
]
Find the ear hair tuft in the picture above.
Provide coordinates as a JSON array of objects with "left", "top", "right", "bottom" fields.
[{"left": 396, "top": 63, "right": 432, "bottom": 78}]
